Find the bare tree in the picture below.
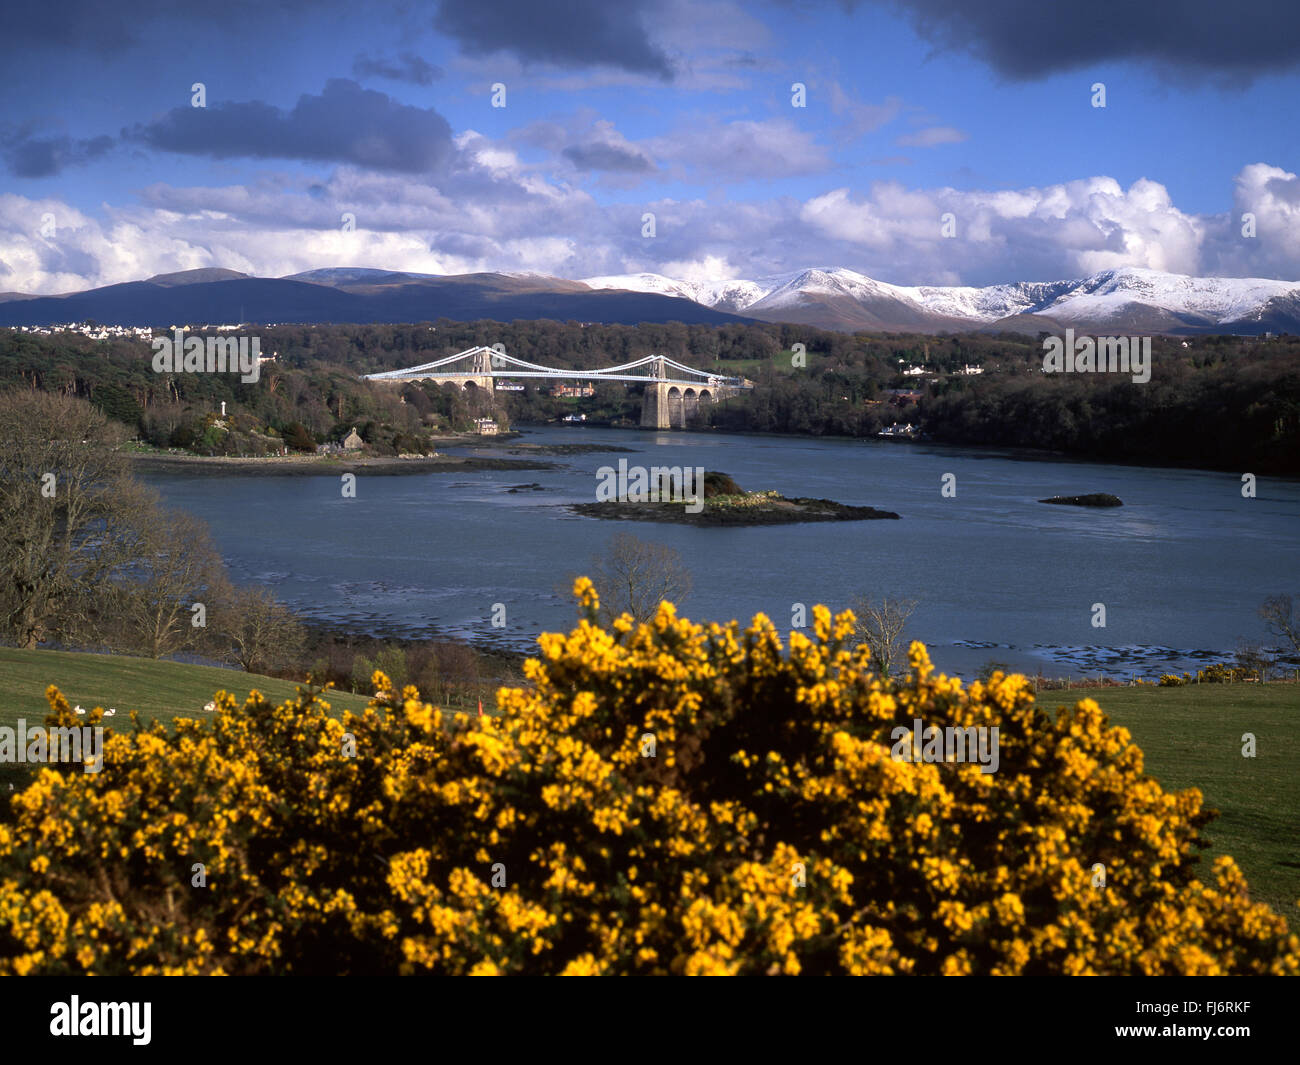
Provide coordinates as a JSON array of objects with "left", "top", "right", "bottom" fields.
[
  {"left": 848, "top": 596, "right": 918, "bottom": 678},
  {"left": 585, "top": 532, "right": 693, "bottom": 626},
  {"left": 91, "top": 504, "right": 228, "bottom": 659},
  {"left": 1234, "top": 640, "right": 1276, "bottom": 682},
  {"left": 0, "top": 392, "right": 137, "bottom": 648},
  {"left": 1259, "top": 595, "right": 1300, "bottom": 658},
  {"left": 212, "top": 585, "right": 307, "bottom": 674}
]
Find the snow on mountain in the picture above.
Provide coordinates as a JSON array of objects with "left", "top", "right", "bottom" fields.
[
  {"left": 745, "top": 267, "right": 904, "bottom": 310},
  {"left": 581, "top": 272, "right": 770, "bottom": 313},
  {"left": 583, "top": 265, "right": 1300, "bottom": 331},
  {"left": 1024, "top": 267, "right": 1299, "bottom": 324}
]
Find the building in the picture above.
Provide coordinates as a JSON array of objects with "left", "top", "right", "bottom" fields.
[
  {"left": 342, "top": 427, "right": 363, "bottom": 450},
  {"left": 960, "top": 364, "right": 984, "bottom": 375},
  {"left": 474, "top": 417, "right": 499, "bottom": 435},
  {"left": 550, "top": 383, "right": 594, "bottom": 398}
]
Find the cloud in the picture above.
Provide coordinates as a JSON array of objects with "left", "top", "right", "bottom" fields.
[
  {"left": 798, "top": 175, "right": 1212, "bottom": 283},
  {"left": 827, "top": 84, "right": 904, "bottom": 141},
  {"left": 1, "top": 128, "right": 112, "bottom": 177},
  {"left": 512, "top": 113, "right": 828, "bottom": 183},
  {"left": 433, "top": 0, "right": 674, "bottom": 79},
  {"left": 873, "top": 0, "right": 1300, "bottom": 85},
  {"left": 4, "top": 165, "right": 1300, "bottom": 295},
  {"left": 896, "top": 125, "right": 967, "bottom": 147},
  {"left": 352, "top": 51, "right": 444, "bottom": 86},
  {"left": 124, "top": 80, "right": 455, "bottom": 174},
  {"left": 649, "top": 118, "right": 832, "bottom": 180},
  {"left": 0, "top": 0, "right": 296, "bottom": 52},
  {"left": 563, "top": 142, "right": 656, "bottom": 173}
]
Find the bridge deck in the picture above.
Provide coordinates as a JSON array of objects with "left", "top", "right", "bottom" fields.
[
  {"left": 366, "top": 370, "right": 742, "bottom": 387},
  {"left": 361, "top": 346, "right": 753, "bottom": 389}
]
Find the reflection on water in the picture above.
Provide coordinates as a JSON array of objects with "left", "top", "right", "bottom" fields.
[{"left": 142, "top": 427, "right": 1300, "bottom": 680}]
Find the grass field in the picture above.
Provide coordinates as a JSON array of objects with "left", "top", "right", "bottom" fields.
[
  {"left": 0, "top": 648, "right": 1295, "bottom": 918},
  {"left": 0, "top": 647, "right": 373, "bottom": 791},
  {"left": 1048, "top": 683, "right": 1300, "bottom": 916}
]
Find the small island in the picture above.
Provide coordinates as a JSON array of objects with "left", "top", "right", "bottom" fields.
[
  {"left": 569, "top": 471, "right": 901, "bottom": 526},
  {"left": 1039, "top": 493, "right": 1124, "bottom": 507}
]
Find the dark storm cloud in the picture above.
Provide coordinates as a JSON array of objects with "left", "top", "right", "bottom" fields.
[
  {"left": 124, "top": 80, "right": 455, "bottom": 173},
  {"left": 3, "top": 0, "right": 677, "bottom": 81},
  {"left": 432, "top": 0, "right": 674, "bottom": 78},
  {"left": 1, "top": 128, "right": 112, "bottom": 177},
  {"left": 875, "top": 0, "right": 1300, "bottom": 84},
  {"left": 352, "top": 51, "right": 444, "bottom": 86},
  {"left": 0, "top": 0, "right": 318, "bottom": 53},
  {"left": 562, "top": 142, "right": 655, "bottom": 172}
]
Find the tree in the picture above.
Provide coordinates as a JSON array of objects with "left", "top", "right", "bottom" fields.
[
  {"left": 89, "top": 503, "right": 227, "bottom": 659},
  {"left": 0, "top": 392, "right": 139, "bottom": 648},
  {"left": 1259, "top": 595, "right": 1300, "bottom": 658},
  {"left": 212, "top": 585, "right": 306, "bottom": 674},
  {"left": 585, "top": 531, "right": 693, "bottom": 626},
  {"left": 848, "top": 595, "right": 918, "bottom": 678},
  {"left": 283, "top": 422, "right": 317, "bottom": 452}
]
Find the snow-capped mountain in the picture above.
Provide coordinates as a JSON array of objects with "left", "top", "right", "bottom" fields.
[
  {"left": 582, "top": 266, "right": 1300, "bottom": 334},
  {"left": 580, "top": 273, "right": 771, "bottom": 314}
]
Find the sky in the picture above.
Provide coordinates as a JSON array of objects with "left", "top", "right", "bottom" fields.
[{"left": 3, "top": 0, "right": 1300, "bottom": 294}]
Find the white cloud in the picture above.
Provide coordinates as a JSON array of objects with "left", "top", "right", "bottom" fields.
[{"left": 3, "top": 166, "right": 1299, "bottom": 295}]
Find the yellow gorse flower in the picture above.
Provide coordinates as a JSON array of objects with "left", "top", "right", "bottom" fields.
[{"left": 0, "top": 594, "right": 1295, "bottom": 975}]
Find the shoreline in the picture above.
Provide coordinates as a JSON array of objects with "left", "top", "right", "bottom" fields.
[{"left": 127, "top": 450, "right": 557, "bottom": 477}]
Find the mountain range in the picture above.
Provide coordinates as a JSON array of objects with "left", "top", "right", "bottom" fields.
[
  {"left": 1, "top": 265, "right": 1297, "bottom": 335},
  {"left": 583, "top": 266, "right": 1300, "bottom": 335}
]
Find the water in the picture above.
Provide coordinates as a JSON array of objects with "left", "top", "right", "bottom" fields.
[{"left": 140, "top": 427, "right": 1300, "bottom": 680}]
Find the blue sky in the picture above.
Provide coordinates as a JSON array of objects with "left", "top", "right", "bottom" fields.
[{"left": 3, "top": 0, "right": 1300, "bottom": 293}]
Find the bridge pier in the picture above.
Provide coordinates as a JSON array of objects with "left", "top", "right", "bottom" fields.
[
  {"left": 640, "top": 380, "right": 669, "bottom": 429},
  {"left": 640, "top": 381, "right": 718, "bottom": 430}
]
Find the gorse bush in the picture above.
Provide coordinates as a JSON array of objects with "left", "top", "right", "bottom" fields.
[{"left": 1, "top": 580, "right": 1296, "bottom": 975}]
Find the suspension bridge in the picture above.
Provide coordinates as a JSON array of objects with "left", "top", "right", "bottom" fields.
[{"left": 362, "top": 346, "right": 754, "bottom": 429}]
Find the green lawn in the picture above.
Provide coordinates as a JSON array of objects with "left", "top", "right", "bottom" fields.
[
  {"left": 1046, "top": 683, "right": 1300, "bottom": 916},
  {"left": 0, "top": 646, "right": 372, "bottom": 725},
  {"left": 0, "top": 647, "right": 372, "bottom": 791}
]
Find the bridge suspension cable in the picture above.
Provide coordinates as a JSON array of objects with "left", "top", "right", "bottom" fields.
[{"left": 362, "top": 346, "right": 752, "bottom": 388}]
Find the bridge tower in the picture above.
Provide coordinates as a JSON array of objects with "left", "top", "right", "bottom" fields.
[
  {"left": 640, "top": 356, "right": 674, "bottom": 429},
  {"left": 463, "top": 346, "right": 496, "bottom": 393}
]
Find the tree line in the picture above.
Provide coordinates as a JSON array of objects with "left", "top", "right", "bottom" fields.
[{"left": 3, "top": 323, "right": 1297, "bottom": 473}]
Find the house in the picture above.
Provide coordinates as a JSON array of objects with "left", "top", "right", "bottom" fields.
[
  {"left": 474, "top": 417, "right": 499, "bottom": 435},
  {"left": 550, "top": 383, "right": 594, "bottom": 398},
  {"left": 342, "top": 427, "right": 363, "bottom": 450},
  {"left": 960, "top": 364, "right": 984, "bottom": 375}
]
